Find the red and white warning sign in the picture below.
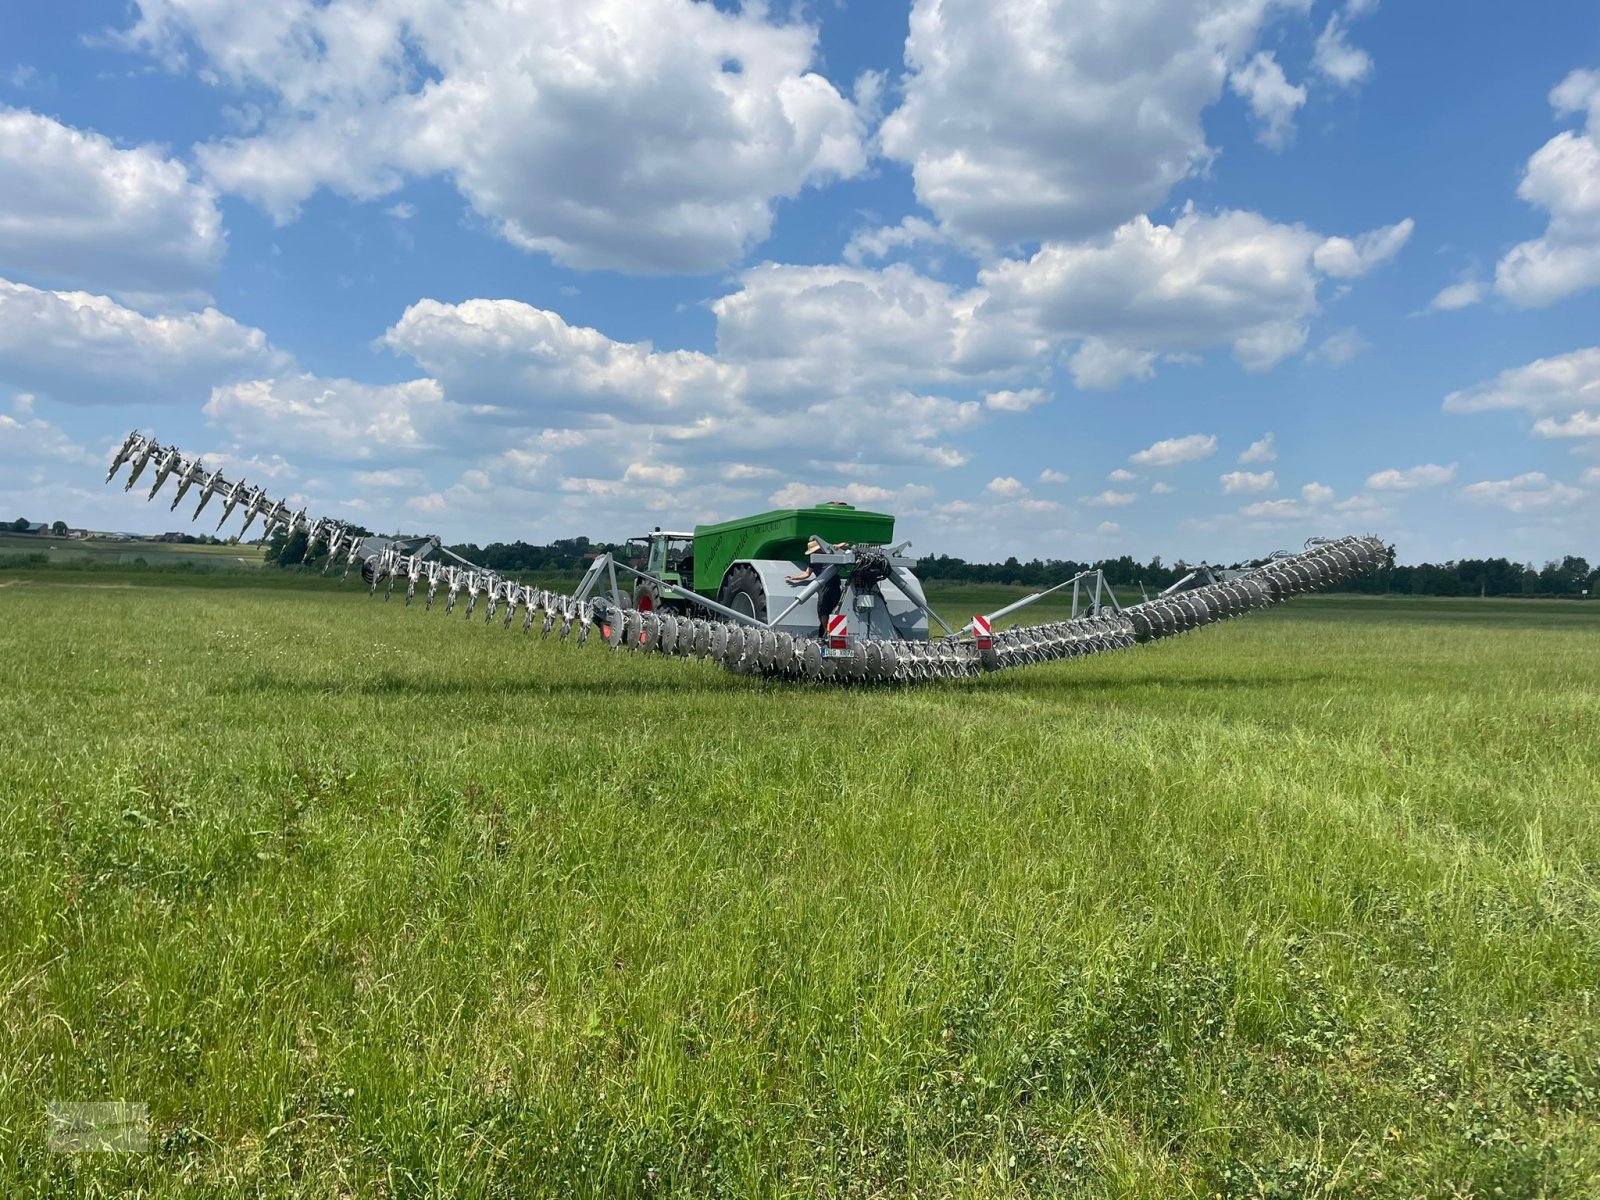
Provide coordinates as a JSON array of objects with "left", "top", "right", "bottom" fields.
[
  {"left": 826, "top": 612, "right": 849, "bottom": 649},
  {"left": 973, "top": 614, "right": 992, "bottom": 651}
]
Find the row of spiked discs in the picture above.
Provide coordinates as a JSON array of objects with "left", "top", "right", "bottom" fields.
[
  {"left": 595, "top": 602, "right": 983, "bottom": 683},
  {"left": 104, "top": 430, "right": 1386, "bottom": 686},
  {"left": 1127, "top": 535, "right": 1386, "bottom": 643}
]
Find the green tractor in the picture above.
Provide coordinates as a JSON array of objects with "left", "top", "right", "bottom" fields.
[{"left": 626, "top": 502, "right": 931, "bottom": 640}]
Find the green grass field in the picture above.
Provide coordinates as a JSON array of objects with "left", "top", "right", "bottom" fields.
[
  {"left": 0, "top": 534, "right": 268, "bottom": 570},
  {"left": 3, "top": 574, "right": 1598, "bottom": 1197}
]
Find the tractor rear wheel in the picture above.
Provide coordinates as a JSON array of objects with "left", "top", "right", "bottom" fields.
[{"left": 718, "top": 564, "right": 767, "bottom": 623}]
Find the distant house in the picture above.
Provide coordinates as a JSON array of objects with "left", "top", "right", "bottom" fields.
[{"left": 19, "top": 522, "right": 47, "bottom": 535}]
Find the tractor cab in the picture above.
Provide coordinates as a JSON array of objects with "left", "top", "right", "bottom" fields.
[{"left": 625, "top": 528, "right": 695, "bottom": 612}]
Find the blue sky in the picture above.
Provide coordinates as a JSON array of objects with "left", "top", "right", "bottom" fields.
[{"left": 1, "top": 0, "right": 1596, "bottom": 565}]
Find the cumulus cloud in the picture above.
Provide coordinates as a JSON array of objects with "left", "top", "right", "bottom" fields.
[
  {"left": 1082, "top": 489, "right": 1137, "bottom": 507},
  {"left": 354, "top": 468, "right": 427, "bottom": 489},
  {"left": 1461, "top": 472, "right": 1585, "bottom": 513},
  {"left": 374, "top": 285, "right": 995, "bottom": 486},
  {"left": 1038, "top": 468, "right": 1069, "bottom": 484},
  {"left": 1220, "top": 469, "right": 1276, "bottom": 494},
  {"left": 1427, "top": 279, "right": 1486, "bottom": 312},
  {"left": 1495, "top": 69, "right": 1600, "bottom": 307},
  {"left": 983, "top": 387, "right": 1048, "bottom": 412},
  {"left": 1312, "top": 219, "right": 1414, "bottom": 277},
  {"left": 1443, "top": 347, "right": 1600, "bottom": 442},
  {"left": 120, "top": 0, "right": 867, "bottom": 274},
  {"left": 385, "top": 296, "right": 743, "bottom": 423},
  {"left": 1312, "top": 327, "right": 1367, "bottom": 365},
  {"left": 1238, "top": 432, "right": 1277, "bottom": 463},
  {"left": 1229, "top": 52, "right": 1306, "bottom": 150},
  {"left": 0, "top": 108, "right": 223, "bottom": 302},
  {"left": 0, "top": 276, "right": 287, "bottom": 405},
  {"left": 1130, "top": 433, "right": 1217, "bottom": 467},
  {"left": 1095, "top": 521, "right": 1123, "bottom": 536},
  {"left": 1533, "top": 412, "right": 1600, "bottom": 439},
  {"left": 1066, "top": 340, "right": 1157, "bottom": 390},
  {"left": 712, "top": 262, "right": 1042, "bottom": 393},
  {"left": 985, "top": 475, "right": 1026, "bottom": 496},
  {"left": 1239, "top": 481, "right": 1337, "bottom": 521},
  {"left": 0, "top": 393, "right": 95, "bottom": 467},
  {"left": 982, "top": 209, "right": 1411, "bottom": 385},
  {"left": 202, "top": 374, "right": 452, "bottom": 459},
  {"left": 1107, "top": 468, "right": 1139, "bottom": 483},
  {"left": 1366, "top": 463, "right": 1457, "bottom": 489},
  {"left": 1151, "top": 481, "right": 1176, "bottom": 494},
  {"left": 842, "top": 216, "right": 942, "bottom": 265},
  {"left": 767, "top": 481, "right": 929, "bottom": 509},
  {"left": 877, "top": 0, "right": 1303, "bottom": 247},
  {"left": 1312, "top": 11, "right": 1373, "bottom": 89}
]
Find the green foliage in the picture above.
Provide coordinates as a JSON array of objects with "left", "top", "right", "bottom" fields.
[{"left": 1, "top": 586, "right": 1598, "bottom": 1196}]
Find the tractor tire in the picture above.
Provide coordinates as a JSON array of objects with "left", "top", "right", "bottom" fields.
[{"left": 718, "top": 564, "right": 767, "bottom": 623}]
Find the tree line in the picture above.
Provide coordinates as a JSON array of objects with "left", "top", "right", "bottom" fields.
[{"left": 266, "top": 529, "right": 1597, "bottom": 598}]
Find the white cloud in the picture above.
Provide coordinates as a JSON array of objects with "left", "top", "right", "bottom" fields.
[
  {"left": 983, "top": 209, "right": 1410, "bottom": 383},
  {"left": 623, "top": 462, "right": 687, "bottom": 487},
  {"left": 767, "top": 481, "right": 927, "bottom": 509},
  {"left": 1461, "top": 472, "right": 1585, "bottom": 513},
  {"left": 1151, "top": 481, "right": 1176, "bottom": 495},
  {"left": 1583, "top": 466, "right": 1600, "bottom": 486},
  {"left": 1130, "top": 432, "right": 1217, "bottom": 467},
  {"left": 1301, "top": 481, "right": 1335, "bottom": 505},
  {"left": 1038, "top": 468, "right": 1069, "bottom": 484},
  {"left": 712, "top": 262, "right": 1040, "bottom": 393},
  {"left": 1220, "top": 469, "right": 1276, "bottom": 494},
  {"left": 1312, "top": 327, "right": 1367, "bottom": 365},
  {"left": 1495, "top": 69, "right": 1600, "bottom": 307},
  {"left": 1443, "top": 348, "right": 1600, "bottom": 438},
  {"left": 1312, "top": 12, "right": 1373, "bottom": 89},
  {"left": 377, "top": 284, "right": 993, "bottom": 484},
  {"left": 385, "top": 295, "right": 744, "bottom": 423},
  {"left": 1238, "top": 432, "right": 1277, "bottom": 463},
  {"left": 877, "top": 0, "right": 1303, "bottom": 247},
  {"left": 1427, "top": 279, "right": 1485, "bottom": 312},
  {"left": 985, "top": 475, "right": 1026, "bottom": 496},
  {"left": 1066, "top": 340, "right": 1157, "bottom": 390},
  {"left": 121, "top": 0, "right": 867, "bottom": 274},
  {"left": 1095, "top": 521, "right": 1122, "bottom": 536},
  {"left": 353, "top": 468, "right": 427, "bottom": 489},
  {"left": 1229, "top": 52, "right": 1306, "bottom": 150},
  {"left": 1365, "top": 463, "right": 1457, "bottom": 490},
  {"left": 0, "top": 393, "right": 95, "bottom": 467},
  {"left": 1107, "top": 468, "right": 1139, "bottom": 483},
  {"left": 983, "top": 387, "right": 1048, "bottom": 412},
  {"left": 0, "top": 107, "right": 222, "bottom": 302},
  {"left": 1313, "top": 219, "right": 1414, "bottom": 278},
  {"left": 1533, "top": 412, "right": 1600, "bottom": 439},
  {"left": 202, "top": 374, "right": 452, "bottom": 459},
  {"left": 1082, "top": 489, "right": 1137, "bottom": 507},
  {"left": 0, "top": 276, "right": 287, "bottom": 405},
  {"left": 842, "top": 216, "right": 942, "bottom": 265}
]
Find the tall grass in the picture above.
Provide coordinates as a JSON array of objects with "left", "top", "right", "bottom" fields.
[{"left": 2, "top": 578, "right": 1597, "bottom": 1196}]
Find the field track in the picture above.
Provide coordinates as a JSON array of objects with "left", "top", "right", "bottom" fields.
[{"left": 4, "top": 576, "right": 1598, "bottom": 1196}]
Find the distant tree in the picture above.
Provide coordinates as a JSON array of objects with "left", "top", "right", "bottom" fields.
[
  {"left": 51, "top": 520, "right": 68, "bottom": 536},
  {"left": 11, "top": 517, "right": 28, "bottom": 532}
]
